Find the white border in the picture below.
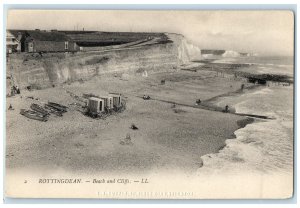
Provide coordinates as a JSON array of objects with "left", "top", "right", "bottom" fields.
[{"left": 0, "top": 1, "right": 299, "bottom": 207}]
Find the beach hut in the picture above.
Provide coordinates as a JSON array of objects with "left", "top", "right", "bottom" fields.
[
  {"left": 99, "top": 95, "right": 113, "bottom": 109},
  {"left": 88, "top": 97, "right": 105, "bottom": 113},
  {"left": 109, "top": 93, "right": 122, "bottom": 107}
]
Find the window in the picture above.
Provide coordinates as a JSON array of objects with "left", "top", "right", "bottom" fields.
[
  {"left": 65, "top": 41, "right": 69, "bottom": 50},
  {"left": 99, "top": 101, "right": 102, "bottom": 111}
]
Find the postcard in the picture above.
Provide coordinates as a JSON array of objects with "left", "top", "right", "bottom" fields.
[{"left": 5, "top": 10, "right": 294, "bottom": 199}]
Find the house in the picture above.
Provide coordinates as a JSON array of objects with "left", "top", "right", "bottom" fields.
[
  {"left": 6, "top": 31, "right": 20, "bottom": 53},
  {"left": 22, "top": 30, "right": 78, "bottom": 53}
]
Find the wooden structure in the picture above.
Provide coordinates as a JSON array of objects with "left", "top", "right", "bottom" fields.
[
  {"left": 88, "top": 97, "right": 105, "bottom": 113},
  {"left": 99, "top": 96, "right": 113, "bottom": 109},
  {"left": 109, "top": 93, "right": 122, "bottom": 107}
]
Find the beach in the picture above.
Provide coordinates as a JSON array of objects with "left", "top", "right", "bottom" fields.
[{"left": 6, "top": 69, "right": 253, "bottom": 176}]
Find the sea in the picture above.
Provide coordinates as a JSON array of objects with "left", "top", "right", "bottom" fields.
[{"left": 198, "top": 56, "right": 294, "bottom": 176}]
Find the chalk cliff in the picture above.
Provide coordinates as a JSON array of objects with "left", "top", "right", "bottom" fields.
[{"left": 7, "top": 33, "right": 202, "bottom": 90}]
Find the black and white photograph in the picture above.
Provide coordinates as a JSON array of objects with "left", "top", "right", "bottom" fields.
[{"left": 4, "top": 9, "right": 294, "bottom": 199}]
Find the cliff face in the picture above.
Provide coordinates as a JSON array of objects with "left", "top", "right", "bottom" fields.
[
  {"left": 167, "top": 33, "right": 202, "bottom": 64},
  {"left": 7, "top": 33, "right": 202, "bottom": 90}
]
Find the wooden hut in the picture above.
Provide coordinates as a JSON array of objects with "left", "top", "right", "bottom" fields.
[
  {"left": 88, "top": 97, "right": 105, "bottom": 113},
  {"left": 109, "top": 93, "right": 122, "bottom": 107}
]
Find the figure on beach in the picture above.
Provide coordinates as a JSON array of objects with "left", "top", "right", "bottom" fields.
[
  {"left": 195, "top": 99, "right": 201, "bottom": 105},
  {"left": 224, "top": 105, "right": 229, "bottom": 113},
  {"left": 8, "top": 104, "right": 14, "bottom": 110},
  {"left": 241, "top": 84, "right": 245, "bottom": 91}
]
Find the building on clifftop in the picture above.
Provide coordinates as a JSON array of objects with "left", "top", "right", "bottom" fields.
[{"left": 20, "top": 30, "right": 79, "bottom": 53}]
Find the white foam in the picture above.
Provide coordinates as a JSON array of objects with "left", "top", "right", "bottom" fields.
[{"left": 199, "top": 86, "right": 293, "bottom": 175}]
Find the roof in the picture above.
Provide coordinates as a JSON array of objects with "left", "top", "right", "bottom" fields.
[
  {"left": 24, "top": 30, "right": 71, "bottom": 42},
  {"left": 99, "top": 95, "right": 113, "bottom": 99},
  {"left": 109, "top": 93, "right": 121, "bottom": 97},
  {"left": 6, "top": 31, "right": 15, "bottom": 38},
  {"left": 89, "top": 97, "right": 104, "bottom": 101}
]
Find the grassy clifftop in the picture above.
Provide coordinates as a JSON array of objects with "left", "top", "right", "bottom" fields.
[{"left": 6, "top": 33, "right": 201, "bottom": 91}]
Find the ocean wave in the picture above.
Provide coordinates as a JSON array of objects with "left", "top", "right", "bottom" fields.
[{"left": 198, "top": 86, "right": 293, "bottom": 175}]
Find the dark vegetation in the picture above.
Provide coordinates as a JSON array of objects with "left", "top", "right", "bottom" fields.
[
  {"left": 64, "top": 31, "right": 171, "bottom": 47},
  {"left": 76, "top": 41, "right": 128, "bottom": 47},
  {"left": 10, "top": 30, "right": 172, "bottom": 48}
]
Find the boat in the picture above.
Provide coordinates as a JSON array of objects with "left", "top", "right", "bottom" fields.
[
  {"left": 20, "top": 109, "right": 48, "bottom": 122},
  {"left": 30, "top": 103, "right": 50, "bottom": 116},
  {"left": 44, "top": 104, "right": 63, "bottom": 117},
  {"left": 47, "top": 102, "right": 68, "bottom": 112}
]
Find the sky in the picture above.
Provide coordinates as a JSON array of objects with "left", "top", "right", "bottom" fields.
[{"left": 6, "top": 10, "right": 294, "bottom": 56}]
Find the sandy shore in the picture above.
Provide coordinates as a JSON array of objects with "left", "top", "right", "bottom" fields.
[{"left": 6, "top": 70, "right": 253, "bottom": 175}]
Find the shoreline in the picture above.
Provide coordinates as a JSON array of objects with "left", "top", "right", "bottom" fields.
[
  {"left": 197, "top": 83, "right": 262, "bottom": 169},
  {"left": 198, "top": 84, "right": 293, "bottom": 174},
  {"left": 212, "top": 117, "right": 256, "bottom": 158}
]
